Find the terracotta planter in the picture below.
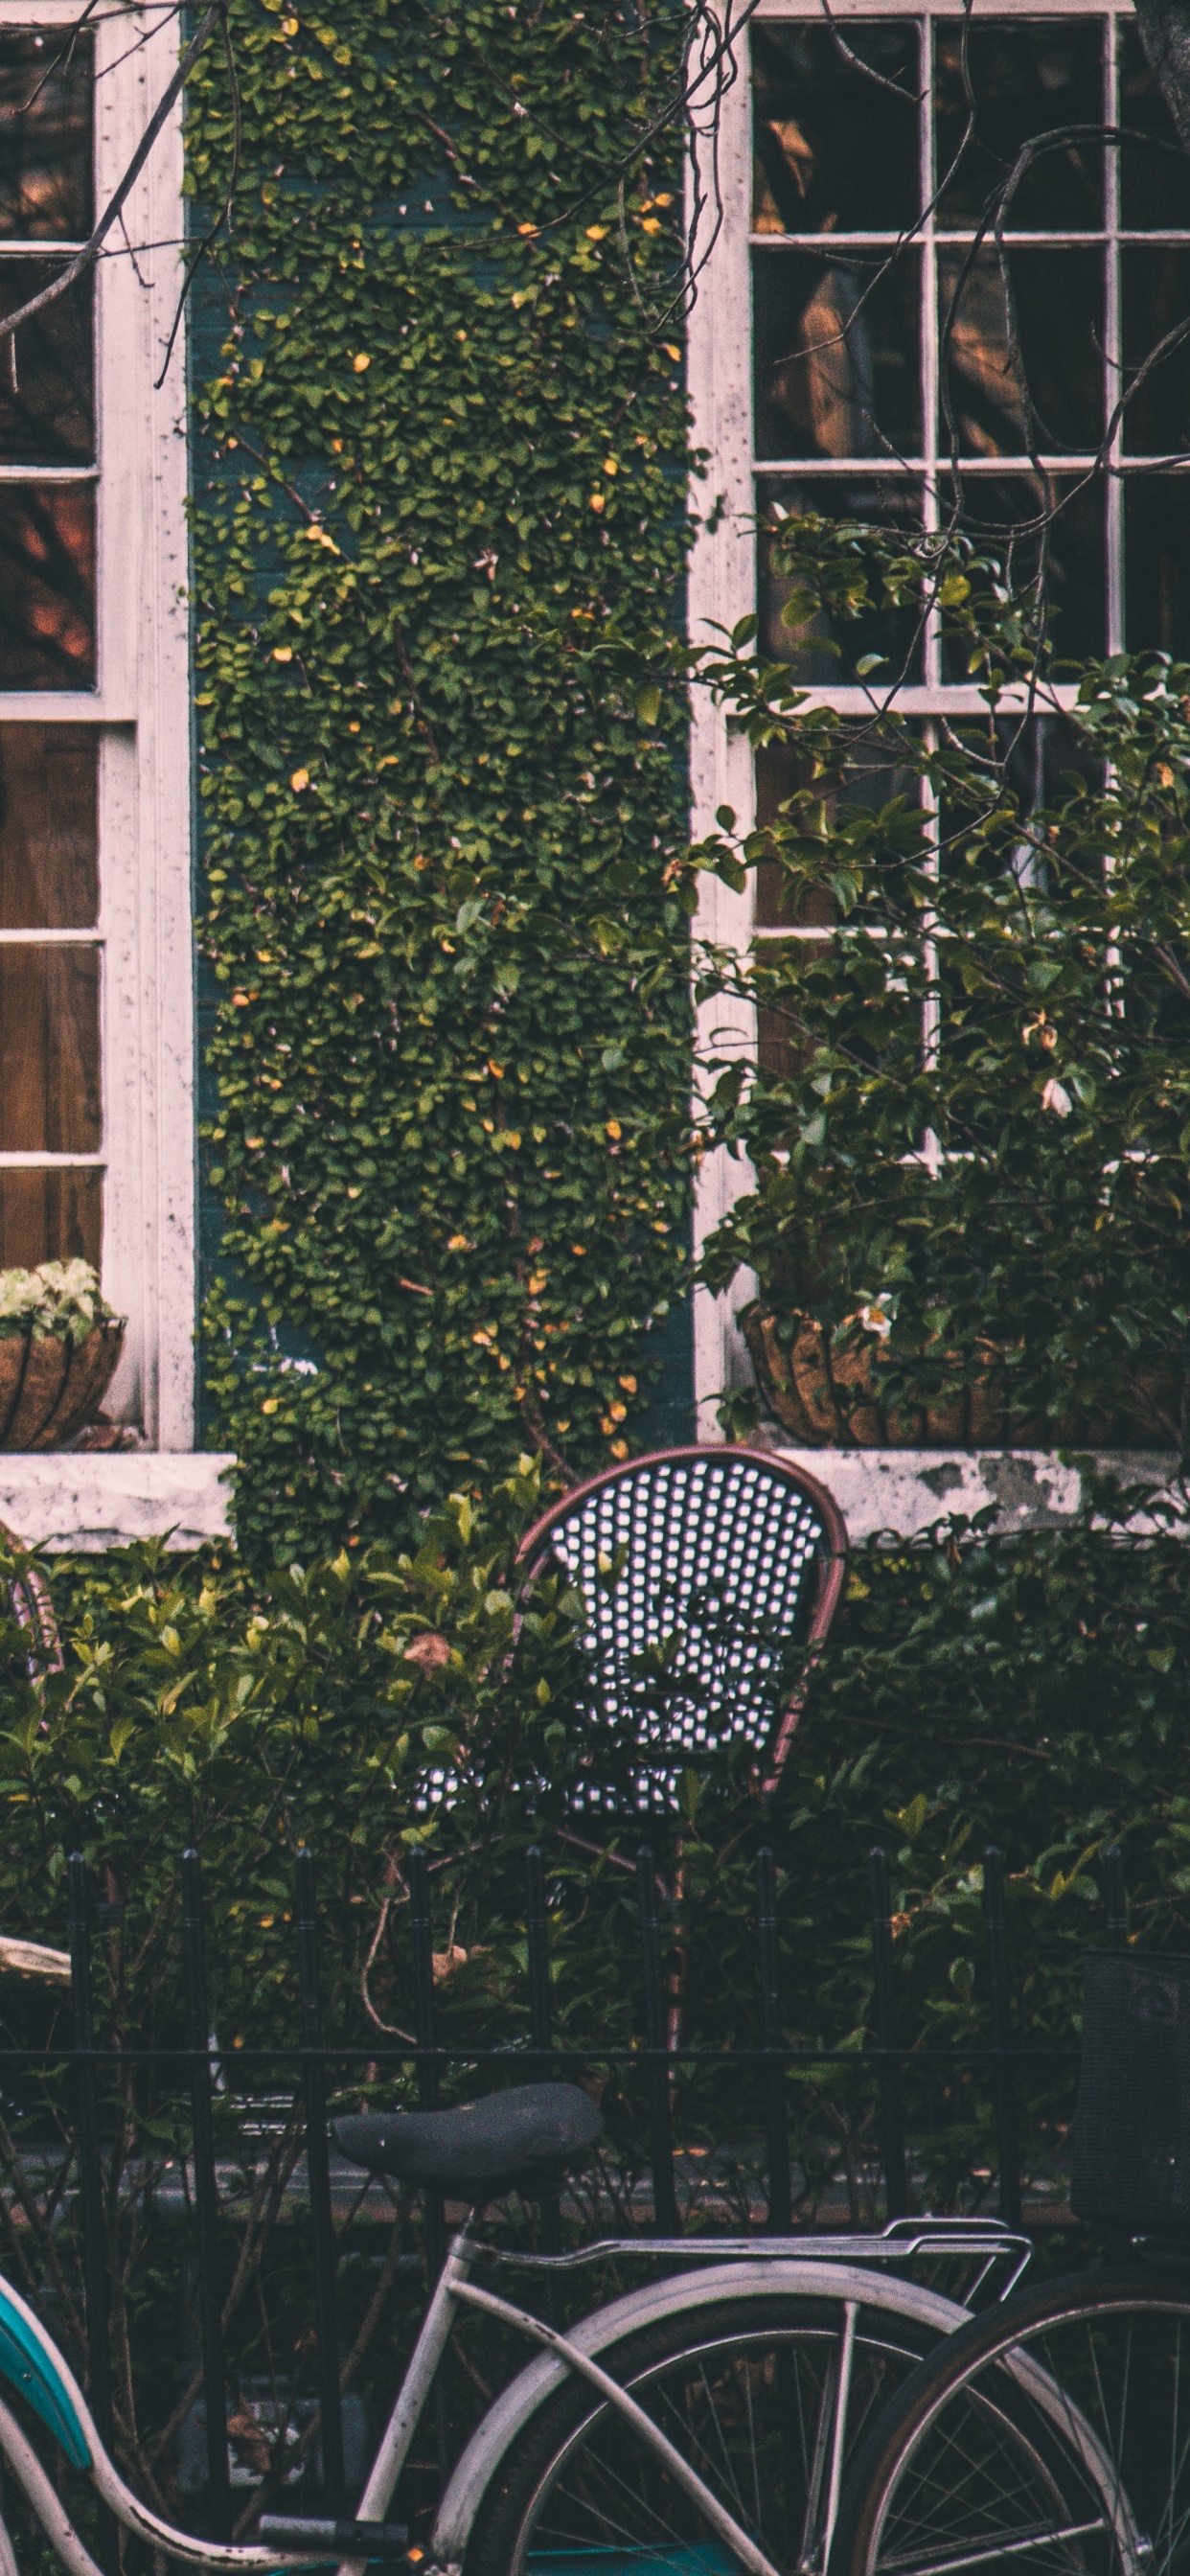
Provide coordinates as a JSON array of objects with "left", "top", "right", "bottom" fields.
[{"left": 0, "top": 1318, "right": 125, "bottom": 1452}]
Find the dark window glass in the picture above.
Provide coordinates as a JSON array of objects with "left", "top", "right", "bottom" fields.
[
  {"left": 0, "top": 941, "right": 100, "bottom": 1151},
  {"left": 0, "top": 265, "right": 92, "bottom": 463},
  {"left": 1121, "top": 249, "right": 1190, "bottom": 453},
  {"left": 938, "top": 714, "right": 1105, "bottom": 885},
  {"left": 0, "top": 1165, "right": 100, "bottom": 1268},
  {"left": 0, "top": 32, "right": 92, "bottom": 240},
  {"left": 759, "top": 478, "right": 927, "bottom": 683},
  {"left": 933, "top": 21, "right": 1104, "bottom": 232},
  {"left": 0, "top": 725, "right": 97, "bottom": 927},
  {"left": 751, "top": 22, "right": 920, "bottom": 236},
  {"left": 938, "top": 248, "right": 1103, "bottom": 455},
  {"left": 1118, "top": 26, "right": 1190, "bottom": 231},
  {"left": 0, "top": 485, "right": 94, "bottom": 686},
  {"left": 753, "top": 248, "right": 921, "bottom": 459},
  {"left": 1125, "top": 472, "right": 1190, "bottom": 653},
  {"left": 939, "top": 472, "right": 1106, "bottom": 667},
  {"left": 756, "top": 941, "right": 830, "bottom": 1079},
  {"left": 756, "top": 726, "right": 925, "bottom": 928}
]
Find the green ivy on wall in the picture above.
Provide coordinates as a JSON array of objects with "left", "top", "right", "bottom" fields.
[{"left": 186, "top": 0, "right": 696, "bottom": 1564}]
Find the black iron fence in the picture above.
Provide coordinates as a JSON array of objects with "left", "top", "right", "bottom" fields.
[{"left": 0, "top": 1835, "right": 1128, "bottom": 2540}]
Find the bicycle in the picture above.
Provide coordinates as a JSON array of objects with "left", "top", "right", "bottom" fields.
[
  {"left": 827, "top": 1947, "right": 1190, "bottom": 2576},
  {"left": 0, "top": 2079, "right": 1028, "bottom": 2576}
]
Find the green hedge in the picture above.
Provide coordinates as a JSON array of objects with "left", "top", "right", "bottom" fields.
[{"left": 7, "top": 1470, "right": 1189, "bottom": 2131}]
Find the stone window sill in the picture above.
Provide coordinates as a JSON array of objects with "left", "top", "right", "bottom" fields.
[
  {"left": 0, "top": 1454, "right": 235, "bottom": 1552},
  {"left": 756, "top": 1441, "right": 1183, "bottom": 1540}
]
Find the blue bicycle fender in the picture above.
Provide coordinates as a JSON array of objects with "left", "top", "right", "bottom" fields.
[{"left": 0, "top": 2282, "right": 90, "bottom": 2468}]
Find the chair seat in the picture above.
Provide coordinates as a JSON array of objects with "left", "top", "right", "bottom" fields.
[{"left": 333, "top": 2081, "right": 602, "bottom": 2197}]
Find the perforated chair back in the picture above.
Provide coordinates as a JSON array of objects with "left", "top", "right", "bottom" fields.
[{"left": 517, "top": 1446, "right": 846, "bottom": 1816}]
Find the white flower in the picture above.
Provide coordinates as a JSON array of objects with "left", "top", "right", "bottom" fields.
[{"left": 1041, "top": 1077, "right": 1073, "bottom": 1117}]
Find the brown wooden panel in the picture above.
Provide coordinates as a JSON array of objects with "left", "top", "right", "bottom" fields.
[
  {"left": 0, "top": 1165, "right": 101, "bottom": 1268},
  {"left": 0, "top": 725, "right": 97, "bottom": 927},
  {"left": 0, "top": 943, "right": 100, "bottom": 1151}
]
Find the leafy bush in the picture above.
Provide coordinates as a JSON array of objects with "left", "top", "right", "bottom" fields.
[
  {"left": 689, "top": 512, "right": 1190, "bottom": 1446},
  {"left": 0, "top": 1464, "right": 1187, "bottom": 2182},
  {"left": 0, "top": 1457, "right": 594, "bottom": 2049}
]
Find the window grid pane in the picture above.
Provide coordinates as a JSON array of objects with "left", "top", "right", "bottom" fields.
[
  {"left": 749, "top": 8, "right": 1190, "bottom": 1095},
  {"left": 750, "top": 9, "right": 1190, "bottom": 676},
  {"left": 0, "top": 27, "right": 102, "bottom": 1270}
]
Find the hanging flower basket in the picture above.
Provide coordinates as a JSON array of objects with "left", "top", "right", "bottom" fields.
[
  {"left": 742, "top": 1302, "right": 1181, "bottom": 1450},
  {"left": 0, "top": 1264, "right": 126, "bottom": 1452}
]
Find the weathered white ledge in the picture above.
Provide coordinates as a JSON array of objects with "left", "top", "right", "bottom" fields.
[
  {"left": 0, "top": 1454, "right": 236, "bottom": 1552},
  {"left": 757, "top": 1443, "right": 1185, "bottom": 1542}
]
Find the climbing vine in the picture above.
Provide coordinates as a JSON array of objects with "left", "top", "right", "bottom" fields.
[{"left": 187, "top": 0, "right": 697, "bottom": 1563}]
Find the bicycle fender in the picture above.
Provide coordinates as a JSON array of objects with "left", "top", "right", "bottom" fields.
[
  {"left": 430, "top": 2257, "right": 970, "bottom": 2572},
  {"left": 0, "top": 2274, "right": 91, "bottom": 2468}
]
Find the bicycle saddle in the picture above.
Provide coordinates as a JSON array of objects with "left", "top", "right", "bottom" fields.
[{"left": 333, "top": 2081, "right": 603, "bottom": 2198}]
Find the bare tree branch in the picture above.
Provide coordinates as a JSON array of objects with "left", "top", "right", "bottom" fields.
[
  {"left": 0, "top": 0, "right": 220, "bottom": 352},
  {"left": 1135, "top": 0, "right": 1190, "bottom": 149}
]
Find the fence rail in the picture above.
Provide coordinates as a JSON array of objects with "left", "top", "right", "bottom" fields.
[{"left": 0, "top": 1834, "right": 1123, "bottom": 2529}]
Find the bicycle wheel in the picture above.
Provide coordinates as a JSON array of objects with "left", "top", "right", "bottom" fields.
[
  {"left": 828, "top": 2266, "right": 1190, "bottom": 2576},
  {"left": 466, "top": 2289, "right": 962, "bottom": 2576}
]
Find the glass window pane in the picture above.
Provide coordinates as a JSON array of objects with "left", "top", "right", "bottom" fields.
[
  {"left": 933, "top": 21, "right": 1105, "bottom": 232},
  {"left": 0, "top": 265, "right": 92, "bottom": 463},
  {"left": 0, "top": 1165, "right": 100, "bottom": 1269},
  {"left": 756, "top": 941, "right": 831, "bottom": 1080},
  {"left": 759, "top": 477, "right": 927, "bottom": 682},
  {"left": 939, "top": 472, "right": 1106, "bottom": 665},
  {"left": 938, "top": 714, "right": 1105, "bottom": 886},
  {"left": 1124, "top": 472, "right": 1190, "bottom": 652},
  {"left": 939, "top": 248, "right": 1103, "bottom": 456},
  {"left": 753, "top": 248, "right": 921, "bottom": 460},
  {"left": 1121, "top": 249, "right": 1190, "bottom": 453},
  {"left": 1118, "top": 26, "right": 1190, "bottom": 231},
  {"left": 0, "top": 725, "right": 97, "bottom": 927},
  {"left": 751, "top": 22, "right": 920, "bottom": 236},
  {"left": 0, "top": 485, "right": 94, "bottom": 688},
  {"left": 0, "top": 943, "right": 100, "bottom": 1150},
  {"left": 0, "top": 32, "right": 92, "bottom": 241},
  {"left": 756, "top": 724, "right": 925, "bottom": 928}
]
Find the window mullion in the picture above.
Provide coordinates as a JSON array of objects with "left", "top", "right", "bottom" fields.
[
  {"left": 1105, "top": 12, "right": 1124, "bottom": 654},
  {"left": 921, "top": 11, "right": 941, "bottom": 693}
]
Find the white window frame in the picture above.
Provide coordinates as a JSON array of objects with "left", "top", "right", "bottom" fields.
[
  {"left": 687, "top": 0, "right": 1184, "bottom": 1523},
  {"left": 0, "top": 1, "right": 232, "bottom": 1544}
]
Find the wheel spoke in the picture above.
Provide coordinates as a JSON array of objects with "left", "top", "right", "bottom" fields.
[{"left": 503, "top": 2312, "right": 940, "bottom": 2576}]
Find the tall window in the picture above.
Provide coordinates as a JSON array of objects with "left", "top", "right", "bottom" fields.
[
  {"left": 0, "top": 6, "right": 195, "bottom": 1454},
  {"left": 689, "top": 0, "right": 1190, "bottom": 1434}
]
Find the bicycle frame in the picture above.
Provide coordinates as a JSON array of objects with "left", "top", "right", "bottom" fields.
[{"left": 0, "top": 2220, "right": 1029, "bottom": 2576}]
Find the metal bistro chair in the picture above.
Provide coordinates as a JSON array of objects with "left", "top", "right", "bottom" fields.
[{"left": 516, "top": 1444, "right": 848, "bottom": 1827}]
